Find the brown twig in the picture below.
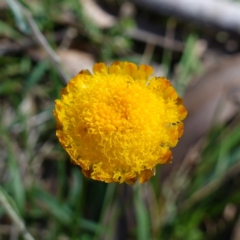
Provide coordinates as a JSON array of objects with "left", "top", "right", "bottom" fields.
[
  {"left": 126, "top": 28, "right": 184, "bottom": 52},
  {"left": 132, "top": 0, "right": 240, "bottom": 34}
]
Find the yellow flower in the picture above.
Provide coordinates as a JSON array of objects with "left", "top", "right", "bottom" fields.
[{"left": 53, "top": 61, "right": 187, "bottom": 184}]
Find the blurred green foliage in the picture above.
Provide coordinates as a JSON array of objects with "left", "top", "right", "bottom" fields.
[{"left": 1, "top": 0, "right": 240, "bottom": 239}]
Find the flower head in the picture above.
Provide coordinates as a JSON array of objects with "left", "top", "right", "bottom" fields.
[{"left": 54, "top": 61, "right": 187, "bottom": 184}]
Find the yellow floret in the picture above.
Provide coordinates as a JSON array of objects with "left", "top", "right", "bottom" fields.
[{"left": 53, "top": 61, "right": 187, "bottom": 184}]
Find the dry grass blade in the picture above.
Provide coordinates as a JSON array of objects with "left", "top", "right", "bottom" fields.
[
  {"left": 179, "top": 160, "right": 240, "bottom": 212},
  {"left": 7, "top": 0, "right": 70, "bottom": 84},
  {"left": 0, "top": 188, "right": 35, "bottom": 240}
]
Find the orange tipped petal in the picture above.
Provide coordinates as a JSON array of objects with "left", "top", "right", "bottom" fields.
[
  {"left": 79, "top": 69, "right": 92, "bottom": 75},
  {"left": 163, "top": 86, "right": 179, "bottom": 100},
  {"left": 168, "top": 125, "right": 179, "bottom": 147},
  {"left": 122, "top": 62, "right": 138, "bottom": 77},
  {"left": 177, "top": 122, "right": 184, "bottom": 138},
  {"left": 178, "top": 105, "right": 188, "bottom": 121},
  {"left": 93, "top": 62, "right": 108, "bottom": 74},
  {"left": 135, "top": 64, "right": 154, "bottom": 79},
  {"left": 161, "top": 150, "right": 172, "bottom": 164},
  {"left": 109, "top": 61, "right": 123, "bottom": 74},
  {"left": 60, "top": 87, "right": 68, "bottom": 97},
  {"left": 139, "top": 168, "right": 155, "bottom": 183},
  {"left": 158, "top": 77, "right": 171, "bottom": 91}
]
